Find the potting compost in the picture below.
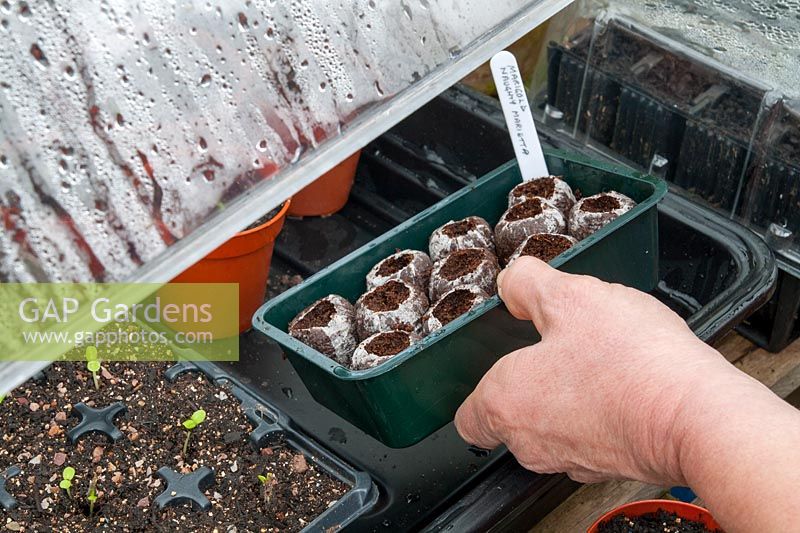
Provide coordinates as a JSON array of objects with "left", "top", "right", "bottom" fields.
[
  {"left": 0, "top": 362, "right": 347, "bottom": 531},
  {"left": 598, "top": 509, "right": 723, "bottom": 533}
]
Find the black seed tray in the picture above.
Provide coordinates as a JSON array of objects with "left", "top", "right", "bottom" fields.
[{"left": 163, "top": 360, "right": 379, "bottom": 531}]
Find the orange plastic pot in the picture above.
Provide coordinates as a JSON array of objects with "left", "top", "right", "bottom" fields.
[
  {"left": 588, "top": 500, "right": 723, "bottom": 532},
  {"left": 172, "top": 200, "right": 291, "bottom": 334},
  {"left": 287, "top": 151, "right": 360, "bottom": 217}
]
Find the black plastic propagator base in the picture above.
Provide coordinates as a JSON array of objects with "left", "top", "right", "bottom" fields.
[{"left": 738, "top": 265, "right": 800, "bottom": 352}]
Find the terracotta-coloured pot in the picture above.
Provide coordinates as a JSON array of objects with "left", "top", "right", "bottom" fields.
[
  {"left": 588, "top": 500, "right": 723, "bottom": 533},
  {"left": 287, "top": 151, "right": 360, "bottom": 217},
  {"left": 172, "top": 200, "right": 291, "bottom": 334}
]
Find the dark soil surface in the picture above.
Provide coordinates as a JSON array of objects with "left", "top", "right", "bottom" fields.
[
  {"left": 244, "top": 202, "right": 287, "bottom": 231},
  {"left": 511, "top": 178, "right": 556, "bottom": 200},
  {"left": 439, "top": 249, "right": 483, "bottom": 280},
  {"left": 267, "top": 273, "right": 304, "bottom": 301},
  {"left": 0, "top": 362, "right": 347, "bottom": 531},
  {"left": 362, "top": 280, "right": 410, "bottom": 311},
  {"left": 442, "top": 218, "right": 477, "bottom": 237},
  {"left": 376, "top": 253, "right": 413, "bottom": 276},
  {"left": 505, "top": 199, "right": 544, "bottom": 222},
  {"left": 696, "top": 90, "right": 762, "bottom": 142},
  {"left": 518, "top": 235, "right": 574, "bottom": 262},
  {"left": 364, "top": 331, "right": 411, "bottom": 356},
  {"left": 432, "top": 289, "right": 477, "bottom": 325},
  {"left": 598, "top": 509, "right": 722, "bottom": 533},
  {"left": 292, "top": 299, "right": 335, "bottom": 330},
  {"left": 593, "top": 24, "right": 714, "bottom": 111},
  {"left": 582, "top": 194, "right": 620, "bottom": 213}
]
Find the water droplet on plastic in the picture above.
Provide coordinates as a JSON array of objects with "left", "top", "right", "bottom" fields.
[
  {"left": 281, "top": 387, "right": 293, "bottom": 399},
  {"left": 18, "top": 1, "right": 30, "bottom": 21},
  {"left": 199, "top": 73, "right": 212, "bottom": 87},
  {"left": 237, "top": 12, "right": 248, "bottom": 31},
  {"left": 30, "top": 43, "right": 48, "bottom": 67}
]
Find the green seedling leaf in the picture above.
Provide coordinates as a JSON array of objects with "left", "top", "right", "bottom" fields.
[
  {"left": 182, "top": 409, "right": 206, "bottom": 457},
  {"left": 87, "top": 486, "right": 97, "bottom": 502},
  {"left": 62, "top": 467, "right": 75, "bottom": 481},
  {"left": 87, "top": 360, "right": 101, "bottom": 373},
  {"left": 190, "top": 410, "right": 206, "bottom": 424},
  {"left": 85, "top": 345, "right": 98, "bottom": 361},
  {"left": 60, "top": 466, "right": 75, "bottom": 498},
  {"left": 0, "top": 394, "right": 5, "bottom": 405}
]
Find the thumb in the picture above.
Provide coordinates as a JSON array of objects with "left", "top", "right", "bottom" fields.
[
  {"left": 454, "top": 346, "right": 533, "bottom": 449},
  {"left": 498, "top": 255, "right": 580, "bottom": 333},
  {"left": 454, "top": 389, "right": 503, "bottom": 450}
]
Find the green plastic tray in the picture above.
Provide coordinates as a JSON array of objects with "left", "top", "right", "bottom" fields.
[{"left": 253, "top": 150, "right": 667, "bottom": 448}]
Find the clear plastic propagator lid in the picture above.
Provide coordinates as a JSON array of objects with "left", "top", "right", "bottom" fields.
[
  {"left": 0, "top": 0, "right": 571, "bottom": 284},
  {"left": 541, "top": 0, "right": 800, "bottom": 268},
  {"left": 602, "top": 0, "right": 800, "bottom": 100}
]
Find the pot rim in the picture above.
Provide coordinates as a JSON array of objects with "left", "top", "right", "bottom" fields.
[
  {"left": 235, "top": 199, "right": 292, "bottom": 237},
  {"left": 588, "top": 499, "right": 721, "bottom": 532}
]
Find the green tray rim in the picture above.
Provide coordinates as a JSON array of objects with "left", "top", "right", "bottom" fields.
[{"left": 253, "top": 149, "right": 667, "bottom": 381}]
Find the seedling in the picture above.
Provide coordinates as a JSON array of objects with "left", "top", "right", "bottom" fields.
[
  {"left": 85, "top": 346, "right": 101, "bottom": 390},
  {"left": 0, "top": 394, "right": 5, "bottom": 405},
  {"left": 59, "top": 466, "right": 75, "bottom": 499},
  {"left": 257, "top": 472, "right": 276, "bottom": 504},
  {"left": 181, "top": 409, "right": 206, "bottom": 457},
  {"left": 87, "top": 474, "right": 98, "bottom": 518}
]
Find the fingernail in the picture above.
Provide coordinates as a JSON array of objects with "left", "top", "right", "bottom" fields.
[{"left": 496, "top": 268, "right": 506, "bottom": 300}]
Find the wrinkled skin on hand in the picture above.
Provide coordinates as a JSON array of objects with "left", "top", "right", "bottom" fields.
[{"left": 454, "top": 256, "right": 738, "bottom": 485}]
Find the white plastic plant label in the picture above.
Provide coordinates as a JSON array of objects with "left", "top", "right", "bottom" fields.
[{"left": 490, "top": 50, "right": 549, "bottom": 181}]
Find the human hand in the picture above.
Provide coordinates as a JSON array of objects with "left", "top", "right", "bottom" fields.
[{"left": 454, "top": 256, "right": 742, "bottom": 485}]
